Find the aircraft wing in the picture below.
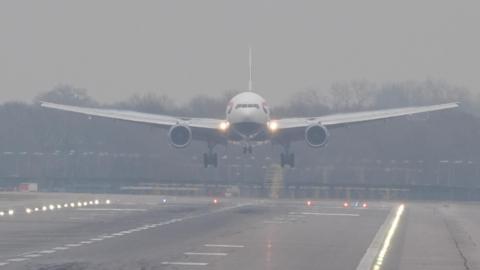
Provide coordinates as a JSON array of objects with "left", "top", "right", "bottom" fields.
[
  {"left": 274, "top": 102, "right": 459, "bottom": 140},
  {"left": 40, "top": 102, "right": 228, "bottom": 143}
]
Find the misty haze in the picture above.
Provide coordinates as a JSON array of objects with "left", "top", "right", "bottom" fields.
[{"left": 0, "top": 1, "right": 479, "bottom": 270}]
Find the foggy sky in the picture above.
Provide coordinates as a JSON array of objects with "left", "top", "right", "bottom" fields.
[{"left": 0, "top": 1, "right": 479, "bottom": 106}]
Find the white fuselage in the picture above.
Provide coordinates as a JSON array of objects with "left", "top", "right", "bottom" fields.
[{"left": 225, "top": 92, "right": 271, "bottom": 140}]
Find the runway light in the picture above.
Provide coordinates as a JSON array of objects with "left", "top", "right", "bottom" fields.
[
  {"left": 77, "top": 202, "right": 82, "bottom": 207},
  {"left": 0, "top": 211, "right": 4, "bottom": 216},
  {"left": 34, "top": 208, "right": 39, "bottom": 212},
  {"left": 57, "top": 204, "right": 62, "bottom": 209},
  {"left": 213, "top": 199, "right": 218, "bottom": 204},
  {"left": 268, "top": 121, "right": 278, "bottom": 132},
  {"left": 83, "top": 202, "right": 88, "bottom": 206},
  {"left": 8, "top": 209, "right": 14, "bottom": 216},
  {"left": 42, "top": 206, "right": 47, "bottom": 211},
  {"left": 343, "top": 202, "right": 349, "bottom": 208},
  {"left": 306, "top": 200, "right": 312, "bottom": 206},
  {"left": 162, "top": 199, "right": 167, "bottom": 203},
  {"left": 89, "top": 201, "right": 93, "bottom": 205},
  {"left": 362, "top": 203, "right": 368, "bottom": 208},
  {"left": 70, "top": 203, "right": 76, "bottom": 207},
  {"left": 94, "top": 200, "right": 99, "bottom": 205},
  {"left": 25, "top": 208, "right": 32, "bottom": 214},
  {"left": 105, "top": 199, "right": 111, "bottom": 205},
  {"left": 49, "top": 205, "right": 55, "bottom": 210},
  {"left": 64, "top": 203, "right": 69, "bottom": 208}
]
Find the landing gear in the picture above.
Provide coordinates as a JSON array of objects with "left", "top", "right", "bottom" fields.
[
  {"left": 280, "top": 152, "right": 295, "bottom": 168},
  {"left": 203, "top": 143, "right": 218, "bottom": 168},
  {"left": 280, "top": 144, "right": 295, "bottom": 168},
  {"left": 242, "top": 145, "right": 253, "bottom": 154}
]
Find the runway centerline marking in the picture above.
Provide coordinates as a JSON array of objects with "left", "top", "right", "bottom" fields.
[
  {"left": 23, "top": 254, "right": 42, "bottom": 258},
  {"left": 289, "top": 212, "right": 360, "bottom": 217},
  {"left": 162, "top": 261, "right": 208, "bottom": 266},
  {"left": 0, "top": 262, "right": 8, "bottom": 266},
  {"left": 39, "top": 250, "right": 56, "bottom": 254},
  {"left": 185, "top": 252, "right": 228, "bottom": 256},
  {"left": 7, "top": 258, "right": 29, "bottom": 262},
  {"left": 76, "top": 208, "right": 147, "bottom": 212},
  {"left": 204, "top": 244, "right": 245, "bottom": 248}
]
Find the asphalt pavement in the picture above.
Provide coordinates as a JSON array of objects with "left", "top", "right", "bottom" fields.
[{"left": 0, "top": 193, "right": 479, "bottom": 270}]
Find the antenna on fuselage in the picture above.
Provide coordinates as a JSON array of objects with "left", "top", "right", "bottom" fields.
[{"left": 248, "top": 46, "right": 253, "bottom": 92}]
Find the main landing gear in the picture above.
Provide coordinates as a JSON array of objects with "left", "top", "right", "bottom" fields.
[
  {"left": 203, "top": 143, "right": 218, "bottom": 168},
  {"left": 280, "top": 144, "right": 295, "bottom": 168}
]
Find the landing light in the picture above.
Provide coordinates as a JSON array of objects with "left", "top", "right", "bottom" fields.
[
  {"left": 343, "top": 202, "right": 349, "bottom": 208},
  {"left": 268, "top": 121, "right": 278, "bottom": 132},
  {"left": 219, "top": 121, "right": 230, "bottom": 131},
  {"left": 362, "top": 203, "right": 368, "bottom": 208}
]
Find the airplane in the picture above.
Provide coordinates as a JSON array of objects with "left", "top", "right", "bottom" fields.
[{"left": 41, "top": 49, "right": 459, "bottom": 168}]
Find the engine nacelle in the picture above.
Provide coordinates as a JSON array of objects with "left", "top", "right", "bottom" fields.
[
  {"left": 305, "top": 124, "right": 329, "bottom": 148},
  {"left": 168, "top": 124, "right": 192, "bottom": 148}
]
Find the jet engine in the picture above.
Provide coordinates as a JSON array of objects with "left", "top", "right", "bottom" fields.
[
  {"left": 168, "top": 124, "right": 192, "bottom": 148},
  {"left": 305, "top": 124, "right": 329, "bottom": 147}
]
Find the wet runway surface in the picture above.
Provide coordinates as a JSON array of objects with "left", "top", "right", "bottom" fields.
[{"left": 0, "top": 193, "right": 479, "bottom": 270}]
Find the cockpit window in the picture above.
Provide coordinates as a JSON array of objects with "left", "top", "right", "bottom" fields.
[{"left": 235, "top": 104, "right": 259, "bottom": 109}]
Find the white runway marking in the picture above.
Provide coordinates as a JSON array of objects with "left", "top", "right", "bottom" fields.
[
  {"left": 76, "top": 208, "right": 147, "bottom": 212},
  {"left": 289, "top": 212, "right": 360, "bottom": 217},
  {"left": 185, "top": 252, "right": 228, "bottom": 256},
  {"left": 90, "top": 238, "right": 104, "bottom": 241},
  {"left": 7, "top": 258, "right": 29, "bottom": 262},
  {"left": 23, "top": 254, "right": 41, "bottom": 258},
  {"left": 204, "top": 244, "right": 245, "bottom": 248},
  {"left": 161, "top": 261, "right": 208, "bottom": 266},
  {"left": 355, "top": 204, "right": 405, "bottom": 270},
  {"left": 3, "top": 203, "right": 251, "bottom": 266},
  {"left": 39, "top": 250, "right": 56, "bottom": 254},
  {"left": 0, "top": 262, "right": 9, "bottom": 266}
]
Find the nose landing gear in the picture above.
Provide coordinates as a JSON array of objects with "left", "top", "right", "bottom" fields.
[{"left": 242, "top": 145, "right": 253, "bottom": 154}]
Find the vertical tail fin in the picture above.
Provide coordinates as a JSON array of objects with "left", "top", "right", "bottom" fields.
[{"left": 248, "top": 47, "right": 253, "bottom": 92}]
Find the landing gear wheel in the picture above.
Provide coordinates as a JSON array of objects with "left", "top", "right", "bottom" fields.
[
  {"left": 212, "top": 153, "right": 218, "bottom": 168},
  {"left": 280, "top": 152, "right": 294, "bottom": 168},
  {"left": 203, "top": 152, "right": 218, "bottom": 168},
  {"left": 289, "top": 153, "right": 295, "bottom": 168}
]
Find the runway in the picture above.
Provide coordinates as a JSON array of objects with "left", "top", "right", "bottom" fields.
[{"left": 0, "top": 193, "right": 479, "bottom": 270}]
